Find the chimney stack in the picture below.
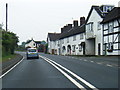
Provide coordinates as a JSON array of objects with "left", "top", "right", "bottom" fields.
[
  {"left": 80, "top": 17, "right": 85, "bottom": 26},
  {"left": 61, "top": 28, "right": 64, "bottom": 33},
  {"left": 61, "top": 24, "right": 72, "bottom": 33},
  {"left": 73, "top": 20, "right": 78, "bottom": 27},
  {"left": 67, "top": 24, "right": 72, "bottom": 30}
]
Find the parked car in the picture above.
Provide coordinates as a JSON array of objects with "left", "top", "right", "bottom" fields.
[{"left": 26, "top": 48, "right": 39, "bottom": 59}]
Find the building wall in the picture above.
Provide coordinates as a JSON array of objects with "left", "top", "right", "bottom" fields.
[
  {"left": 25, "top": 40, "right": 36, "bottom": 48},
  {"left": 86, "top": 9, "right": 103, "bottom": 55},
  {"left": 60, "top": 33, "right": 85, "bottom": 55},
  {"left": 103, "top": 19, "right": 120, "bottom": 55}
]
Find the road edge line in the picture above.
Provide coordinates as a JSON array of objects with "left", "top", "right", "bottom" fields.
[{"left": 0, "top": 56, "right": 24, "bottom": 78}]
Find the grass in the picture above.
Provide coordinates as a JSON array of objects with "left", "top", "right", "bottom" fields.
[{"left": 1, "top": 54, "right": 17, "bottom": 63}]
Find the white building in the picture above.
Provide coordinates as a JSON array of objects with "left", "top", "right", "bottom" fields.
[
  {"left": 47, "top": 5, "right": 119, "bottom": 56},
  {"left": 47, "top": 33, "right": 61, "bottom": 54},
  {"left": 59, "top": 19, "right": 86, "bottom": 55},
  {"left": 85, "top": 5, "right": 114, "bottom": 55},
  {"left": 101, "top": 7, "right": 120, "bottom": 55},
  {"left": 25, "top": 39, "right": 41, "bottom": 49},
  {"left": 47, "top": 17, "right": 86, "bottom": 55}
]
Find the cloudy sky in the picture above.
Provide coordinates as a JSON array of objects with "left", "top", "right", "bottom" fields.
[{"left": 0, "top": 0, "right": 119, "bottom": 44}]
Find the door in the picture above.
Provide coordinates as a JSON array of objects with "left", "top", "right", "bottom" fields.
[{"left": 98, "top": 43, "right": 101, "bottom": 55}]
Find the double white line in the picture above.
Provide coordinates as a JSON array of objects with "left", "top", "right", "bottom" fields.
[{"left": 39, "top": 55, "right": 98, "bottom": 90}]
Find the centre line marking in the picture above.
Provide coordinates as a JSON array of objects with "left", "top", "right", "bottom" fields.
[
  {"left": 40, "top": 55, "right": 98, "bottom": 90},
  {"left": 43, "top": 58, "right": 86, "bottom": 89},
  {"left": 106, "top": 64, "right": 113, "bottom": 67}
]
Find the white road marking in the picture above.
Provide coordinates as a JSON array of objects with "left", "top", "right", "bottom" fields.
[
  {"left": 90, "top": 61, "right": 94, "bottom": 63},
  {"left": 0, "top": 57, "right": 24, "bottom": 78},
  {"left": 43, "top": 58, "right": 86, "bottom": 89},
  {"left": 97, "top": 62, "right": 102, "bottom": 65},
  {"left": 106, "top": 64, "right": 113, "bottom": 67},
  {"left": 83, "top": 60, "right": 87, "bottom": 61},
  {"left": 40, "top": 55, "right": 98, "bottom": 90}
]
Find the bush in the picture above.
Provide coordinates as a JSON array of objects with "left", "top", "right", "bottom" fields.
[{"left": 1, "top": 29, "right": 19, "bottom": 56}]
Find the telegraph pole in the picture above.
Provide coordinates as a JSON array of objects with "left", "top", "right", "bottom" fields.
[{"left": 6, "top": 3, "right": 8, "bottom": 31}]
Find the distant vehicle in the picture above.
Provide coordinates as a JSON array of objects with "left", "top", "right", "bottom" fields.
[{"left": 26, "top": 48, "right": 39, "bottom": 59}]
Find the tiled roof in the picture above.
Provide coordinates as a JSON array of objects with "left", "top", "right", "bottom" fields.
[
  {"left": 101, "top": 7, "right": 120, "bottom": 23},
  {"left": 48, "top": 33, "right": 61, "bottom": 41},
  {"left": 60, "top": 24, "right": 85, "bottom": 39}
]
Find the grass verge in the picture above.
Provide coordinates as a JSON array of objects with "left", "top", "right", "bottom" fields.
[{"left": 1, "top": 54, "right": 17, "bottom": 63}]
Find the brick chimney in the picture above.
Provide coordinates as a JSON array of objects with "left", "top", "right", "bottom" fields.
[
  {"left": 61, "top": 24, "right": 72, "bottom": 33},
  {"left": 61, "top": 27, "right": 64, "bottom": 33},
  {"left": 73, "top": 20, "right": 78, "bottom": 27},
  {"left": 80, "top": 17, "right": 85, "bottom": 26},
  {"left": 67, "top": 24, "right": 72, "bottom": 30}
]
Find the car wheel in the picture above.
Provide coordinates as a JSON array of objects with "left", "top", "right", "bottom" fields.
[{"left": 37, "top": 57, "right": 39, "bottom": 59}]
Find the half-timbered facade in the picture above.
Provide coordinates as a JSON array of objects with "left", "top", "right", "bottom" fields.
[{"left": 101, "top": 7, "right": 120, "bottom": 55}]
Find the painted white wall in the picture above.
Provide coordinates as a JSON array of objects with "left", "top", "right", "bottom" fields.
[
  {"left": 25, "top": 40, "right": 36, "bottom": 48},
  {"left": 86, "top": 8, "right": 103, "bottom": 55},
  {"left": 61, "top": 33, "right": 85, "bottom": 55}
]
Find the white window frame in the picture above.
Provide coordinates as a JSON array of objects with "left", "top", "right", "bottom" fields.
[
  {"left": 73, "top": 35, "right": 76, "bottom": 41},
  {"left": 80, "top": 33, "right": 84, "bottom": 40},
  {"left": 67, "top": 38, "right": 69, "bottom": 43}
]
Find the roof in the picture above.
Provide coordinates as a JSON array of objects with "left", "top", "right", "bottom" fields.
[
  {"left": 86, "top": 6, "right": 103, "bottom": 23},
  {"left": 35, "top": 41, "right": 41, "bottom": 44},
  {"left": 60, "top": 24, "right": 85, "bottom": 39},
  {"left": 101, "top": 7, "right": 120, "bottom": 23},
  {"left": 48, "top": 33, "right": 61, "bottom": 41},
  {"left": 25, "top": 40, "right": 33, "bottom": 44}
]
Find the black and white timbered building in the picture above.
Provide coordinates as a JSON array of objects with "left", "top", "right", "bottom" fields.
[{"left": 101, "top": 7, "right": 120, "bottom": 55}]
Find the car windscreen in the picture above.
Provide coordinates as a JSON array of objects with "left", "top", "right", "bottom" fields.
[{"left": 28, "top": 49, "right": 36, "bottom": 52}]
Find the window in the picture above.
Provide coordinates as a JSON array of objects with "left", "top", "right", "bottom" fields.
[
  {"left": 97, "top": 21, "right": 101, "bottom": 30},
  {"left": 67, "top": 38, "right": 69, "bottom": 43},
  {"left": 72, "top": 45, "right": 76, "bottom": 52},
  {"left": 80, "top": 33, "right": 84, "bottom": 40},
  {"left": 33, "top": 43, "right": 36, "bottom": 46},
  {"left": 55, "top": 41, "right": 56, "bottom": 45},
  {"left": 78, "top": 44, "right": 82, "bottom": 52},
  {"left": 62, "top": 39, "right": 64, "bottom": 44},
  {"left": 58, "top": 41, "right": 60, "bottom": 46},
  {"left": 109, "top": 24, "right": 113, "bottom": 33},
  {"left": 73, "top": 36, "right": 76, "bottom": 41},
  {"left": 107, "top": 42, "right": 113, "bottom": 52},
  {"left": 86, "top": 22, "right": 93, "bottom": 31}
]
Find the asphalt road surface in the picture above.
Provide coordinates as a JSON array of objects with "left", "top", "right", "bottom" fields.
[{"left": 2, "top": 52, "right": 119, "bottom": 89}]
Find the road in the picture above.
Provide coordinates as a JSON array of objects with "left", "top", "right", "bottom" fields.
[{"left": 2, "top": 52, "right": 119, "bottom": 89}]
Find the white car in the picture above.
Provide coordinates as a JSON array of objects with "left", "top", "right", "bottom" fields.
[{"left": 26, "top": 48, "right": 39, "bottom": 59}]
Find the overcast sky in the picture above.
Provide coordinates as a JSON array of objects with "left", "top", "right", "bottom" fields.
[{"left": 0, "top": 0, "right": 119, "bottom": 44}]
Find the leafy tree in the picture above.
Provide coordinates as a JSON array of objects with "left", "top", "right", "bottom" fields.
[{"left": 2, "top": 29, "right": 19, "bottom": 56}]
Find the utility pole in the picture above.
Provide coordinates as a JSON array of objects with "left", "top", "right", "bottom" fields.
[{"left": 6, "top": 3, "right": 8, "bottom": 31}]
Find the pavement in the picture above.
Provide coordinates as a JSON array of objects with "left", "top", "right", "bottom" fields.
[
  {"left": 65, "top": 55, "right": 119, "bottom": 68},
  {"left": 1, "top": 52, "right": 119, "bottom": 89}
]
